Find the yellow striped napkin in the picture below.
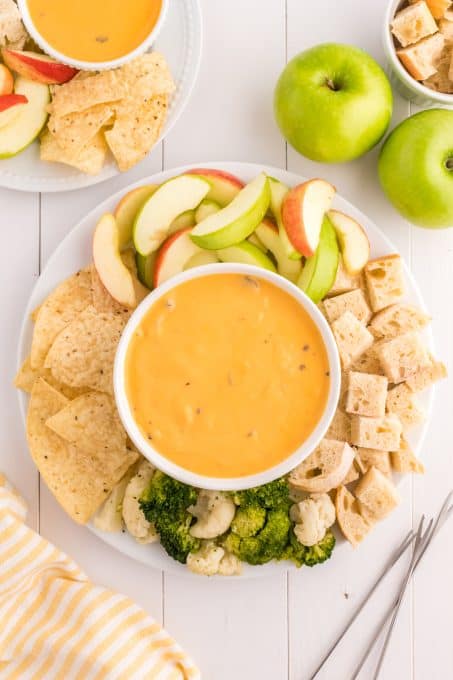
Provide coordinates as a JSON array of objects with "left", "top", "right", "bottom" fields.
[{"left": 0, "top": 474, "right": 200, "bottom": 680}]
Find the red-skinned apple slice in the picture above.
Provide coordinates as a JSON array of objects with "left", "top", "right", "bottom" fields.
[
  {"left": 327, "top": 210, "right": 370, "bottom": 275},
  {"left": 0, "top": 94, "right": 28, "bottom": 128},
  {"left": 282, "top": 179, "right": 336, "bottom": 257},
  {"left": 185, "top": 168, "right": 244, "bottom": 206},
  {"left": 0, "top": 64, "right": 14, "bottom": 95},
  {"left": 114, "top": 185, "right": 158, "bottom": 250},
  {"left": 93, "top": 213, "right": 137, "bottom": 308},
  {"left": 153, "top": 227, "right": 204, "bottom": 287},
  {"left": 2, "top": 49, "right": 78, "bottom": 85}
]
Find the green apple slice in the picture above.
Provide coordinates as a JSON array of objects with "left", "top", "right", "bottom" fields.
[
  {"left": 217, "top": 240, "right": 276, "bottom": 271},
  {"left": 195, "top": 199, "right": 221, "bottom": 223},
  {"left": 114, "top": 185, "right": 158, "bottom": 250},
  {"left": 0, "top": 77, "right": 49, "bottom": 158},
  {"left": 133, "top": 175, "right": 210, "bottom": 256},
  {"left": 93, "top": 214, "right": 137, "bottom": 307},
  {"left": 248, "top": 232, "right": 267, "bottom": 252},
  {"left": 184, "top": 251, "right": 219, "bottom": 270},
  {"left": 297, "top": 216, "right": 339, "bottom": 303},
  {"left": 255, "top": 219, "right": 302, "bottom": 282},
  {"left": 168, "top": 209, "right": 196, "bottom": 235},
  {"left": 268, "top": 177, "right": 301, "bottom": 261},
  {"left": 136, "top": 251, "right": 157, "bottom": 289},
  {"left": 190, "top": 173, "right": 270, "bottom": 250}
]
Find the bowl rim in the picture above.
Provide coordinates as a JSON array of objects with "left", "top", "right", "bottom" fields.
[
  {"left": 114, "top": 262, "right": 341, "bottom": 491},
  {"left": 17, "top": 0, "right": 169, "bottom": 71},
  {"left": 383, "top": 0, "right": 453, "bottom": 105}
]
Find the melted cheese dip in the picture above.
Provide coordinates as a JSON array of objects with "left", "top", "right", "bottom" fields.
[
  {"left": 27, "top": 0, "right": 162, "bottom": 62},
  {"left": 125, "top": 273, "right": 330, "bottom": 478}
]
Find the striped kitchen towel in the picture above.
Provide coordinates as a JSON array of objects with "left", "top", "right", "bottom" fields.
[{"left": 0, "top": 474, "right": 200, "bottom": 680}]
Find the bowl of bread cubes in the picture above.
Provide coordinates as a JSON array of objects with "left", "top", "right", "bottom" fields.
[{"left": 384, "top": 0, "right": 453, "bottom": 105}]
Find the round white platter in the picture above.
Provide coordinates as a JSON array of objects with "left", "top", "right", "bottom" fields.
[
  {"left": 0, "top": 0, "right": 202, "bottom": 193},
  {"left": 17, "top": 162, "right": 434, "bottom": 577}
]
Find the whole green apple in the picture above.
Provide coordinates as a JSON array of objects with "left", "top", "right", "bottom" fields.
[
  {"left": 274, "top": 43, "right": 393, "bottom": 163},
  {"left": 379, "top": 109, "right": 453, "bottom": 229}
]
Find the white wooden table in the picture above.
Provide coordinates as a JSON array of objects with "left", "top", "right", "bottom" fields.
[{"left": 1, "top": 0, "right": 452, "bottom": 678}]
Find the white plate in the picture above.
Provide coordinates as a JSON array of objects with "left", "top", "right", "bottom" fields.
[
  {"left": 17, "top": 162, "right": 434, "bottom": 577},
  {"left": 0, "top": 0, "right": 202, "bottom": 193}
]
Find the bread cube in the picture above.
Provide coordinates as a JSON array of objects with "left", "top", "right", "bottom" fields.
[
  {"left": 405, "top": 358, "right": 447, "bottom": 391},
  {"left": 323, "top": 289, "right": 372, "bottom": 325},
  {"left": 355, "top": 467, "right": 401, "bottom": 521},
  {"left": 445, "top": 8, "right": 453, "bottom": 19},
  {"left": 326, "top": 408, "right": 351, "bottom": 441},
  {"left": 289, "top": 439, "right": 355, "bottom": 493},
  {"left": 376, "top": 332, "right": 431, "bottom": 383},
  {"left": 364, "top": 255, "right": 405, "bottom": 313},
  {"left": 356, "top": 447, "right": 392, "bottom": 479},
  {"left": 369, "top": 303, "right": 430, "bottom": 339},
  {"left": 342, "top": 460, "right": 361, "bottom": 485},
  {"left": 386, "top": 383, "right": 425, "bottom": 428},
  {"left": 326, "top": 257, "right": 362, "bottom": 297},
  {"left": 335, "top": 486, "right": 374, "bottom": 547},
  {"left": 331, "top": 311, "right": 374, "bottom": 370},
  {"left": 397, "top": 33, "right": 446, "bottom": 80},
  {"left": 350, "top": 414, "right": 402, "bottom": 451},
  {"left": 423, "top": 49, "right": 453, "bottom": 92},
  {"left": 391, "top": 1, "right": 438, "bottom": 46},
  {"left": 449, "top": 48, "right": 453, "bottom": 79},
  {"left": 390, "top": 437, "right": 425, "bottom": 473},
  {"left": 351, "top": 344, "right": 385, "bottom": 376},
  {"left": 410, "top": 0, "right": 452, "bottom": 19},
  {"left": 439, "top": 17, "right": 453, "bottom": 40},
  {"left": 345, "top": 371, "right": 388, "bottom": 417}
]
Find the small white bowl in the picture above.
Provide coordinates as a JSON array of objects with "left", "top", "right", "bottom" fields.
[
  {"left": 383, "top": 0, "right": 453, "bottom": 107},
  {"left": 17, "top": 0, "right": 169, "bottom": 71},
  {"left": 114, "top": 263, "right": 341, "bottom": 491}
]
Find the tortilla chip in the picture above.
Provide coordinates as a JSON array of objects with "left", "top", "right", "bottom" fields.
[
  {"left": 40, "top": 130, "right": 108, "bottom": 175},
  {"left": 105, "top": 95, "right": 168, "bottom": 171},
  {"left": 46, "top": 391, "right": 126, "bottom": 456},
  {"left": 121, "top": 52, "right": 175, "bottom": 99},
  {"left": 47, "top": 103, "right": 114, "bottom": 154},
  {"left": 26, "top": 378, "right": 138, "bottom": 524},
  {"left": 14, "top": 356, "right": 87, "bottom": 400},
  {"left": 48, "top": 69, "right": 126, "bottom": 118},
  {"left": 30, "top": 269, "right": 92, "bottom": 369},
  {"left": 0, "top": 0, "right": 27, "bottom": 48},
  {"left": 44, "top": 305, "right": 128, "bottom": 393},
  {"left": 30, "top": 304, "right": 41, "bottom": 322}
]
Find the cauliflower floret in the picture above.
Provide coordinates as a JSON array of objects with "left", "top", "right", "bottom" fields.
[
  {"left": 93, "top": 463, "right": 138, "bottom": 533},
  {"left": 187, "top": 542, "right": 225, "bottom": 576},
  {"left": 0, "top": 0, "right": 27, "bottom": 48},
  {"left": 189, "top": 490, "right": 236, "bottom": 539},
  {"left": 218, "top": 551, "right": 242, "bottom": 576},
  {"left": 122, "top": 461, "right": 159, "bottom": 544},
  {"left": 290, "top": 493, "right": 336, "bottom": 547}
]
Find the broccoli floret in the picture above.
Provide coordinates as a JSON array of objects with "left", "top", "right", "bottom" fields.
[
  {"left": 233, "top": 477, "right": 291, "bottom": 510},
  {"left": 283, "top": 529, "right": 336, "bottom": 568},
  {"left": 225, "top": 508, "right": 291, "bottom": 565},
  {"left": 140, "top": 471, "right": 200, "bottom": 563},
  {"left": 231, "top": 505, "right": 266, "bottom": 537}
]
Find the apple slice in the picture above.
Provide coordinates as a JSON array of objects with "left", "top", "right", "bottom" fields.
[
  {"left": 0, "top": 64, "right": 14, "bottom": 95},
  {"left": 154, "top": 228, "right": 204, "bottom": 287},
  {"left": 2, "top": 49, "right": 78, "bottom": 85},
  {"left": 327, "top": 210, "right": 370, "bottom": 275},
  {"left": 93, "top": 214, "right": 137, "bottom": 308},
  {"left": 190, "top": 173, "right": 270, "bottom": 250},
  {"left": 297, "top": 216, "right": 339, "bottom": 303},
  {"left": 195, "top": 199, "right": 221, "bottom": 223},
  {"left": 184, "top": 251, "right": 219, "bottom": 270},
  {"left": 136, "top": 251, "right": 157, "bottom": 289},
  {"left": 268, "top": 176, "right": 301, "bottom": 261},
  {"left": 133, "top": 175, "right": 210, "bottom": 256},
  {"left": 248, "top": 232, "right": 267, "bottom": 252},
  {"left": 282, "top": 179, "right": 336, "bottom": 257},
  {"left": 0, "top": 94, "right": 28, "bottom": 128},
  {"left": 114, "top": 185, "right": 158, "bottom": 250},
  {"left": 255, "top": 219, "right": 302, "bottom": 282},
  {"left": 0, "top": 77, "right": 49, "bottom": 158},
  {"left": 185, "top": 168, "right": 244, "bottom": 206},
  {"left": 168, "top": 209, "right": 196, "bottom": 235},
  {"left": 217, "top": 241, "right": 276, "bottom": 271}
]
